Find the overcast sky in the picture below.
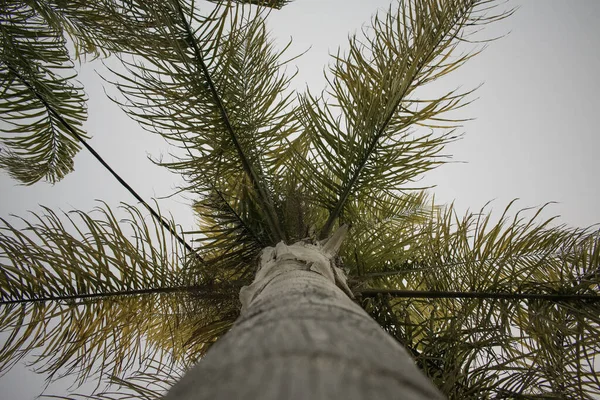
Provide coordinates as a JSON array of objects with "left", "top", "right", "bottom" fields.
[{"left": 1, "top": 0, "right": 600, "bottom": 398}]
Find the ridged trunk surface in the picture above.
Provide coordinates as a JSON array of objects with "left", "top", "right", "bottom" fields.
[{"left": 165, "top": 240, "right": 444, "bottom": 400}]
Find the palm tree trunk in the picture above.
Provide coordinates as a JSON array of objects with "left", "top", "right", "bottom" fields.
[{"left": 165, "top": 239, "right": 444, "bottom": 400}]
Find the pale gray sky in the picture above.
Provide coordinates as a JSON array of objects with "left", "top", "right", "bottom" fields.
[{"left": 1, "top": 0, "right": 599, "bottom": 398}]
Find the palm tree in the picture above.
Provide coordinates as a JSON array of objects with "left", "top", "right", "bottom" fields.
[{"left": 1, "top": 0, "right": 599, "bottom": 399}]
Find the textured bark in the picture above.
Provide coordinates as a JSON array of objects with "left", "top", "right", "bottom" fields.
[{"left": 165, "top": 239, "right": 444, "bottom": 400}]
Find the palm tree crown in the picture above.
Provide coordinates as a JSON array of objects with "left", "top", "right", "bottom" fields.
[{"left": 1, "top": 0, "right": 598, "bottom": 398}]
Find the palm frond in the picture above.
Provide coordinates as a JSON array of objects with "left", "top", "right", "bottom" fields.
[
  {"left": 186, "top": 185, "right": 268, "bottom": 283},
  {"left": 42, "top": 359, "right": 182, "bottom": 400},
  {"left": 340, "top": 190, "right": 433, "bottom": 279},
  {"left": 0, "top": 202, "right": 239, "bottom": 385},
  {"left": 365, "top": 294, "right": 600, "bottom": 398},
  {"left": 107, "top": 1, "right": 300, "bottom": 244},
  {"left": 360, "top": 202, "right": 600, "bottom": 398},
  {"left": 372, "top": 202, "right": 598, "bottom": 293},
  {"left": 0, "top": 203, "right": 184, "bottom": 302},
  {"left": 0, "top": 2, "right": 87, "bottom": 184},
  {"left": 283, "top": 0, "right": 511, "bottom": 239},
  {"left": 0, "top": 0, "right": 204, "bottom": 185},
  {"left": 21, "top": 0, "right": 145, "bottom": 60}
]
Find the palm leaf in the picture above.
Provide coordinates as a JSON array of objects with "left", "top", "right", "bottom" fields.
[
  {"left": 359, "top": 202, "right": 600, "bottom": 398},
  {"left": 283, "top": 0, "right": 511, "bottom": 239},
  {"left": 107, "top": 1, "right": 300, "bottom": 244},
  {"left": 340, "top": 189, "right": 433, "bottom": 279},
  {"left": 0, "top": 0, "right": 200, "bottom": 185},
  {"left": 0, "top": 202, "right": 239, "bottom": 385},
  {"left": 21, "top": 0, "right": 147, "bottom": 60},
  {"left": 187, "top": 185, "right": 268, "bottom": 283},
  {"left": 42, "top": 360, "right": 182, "bottom": 399},
  {"left": 0, "top": 2, "right": 88, "bottom": 184}
]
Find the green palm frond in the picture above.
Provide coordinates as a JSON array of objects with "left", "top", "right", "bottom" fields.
[
  {"left": 107, "top": 1, "right": 299, "bottom": 244},
  {"left": 0, "top": 0, "right": 199, "bottom": 185},
  {"left": 0, "top": 2, "right": 88, "bottom": 184},
  {"left": 366, "top": 295, "right": 600, "bottom": 398},
  {"left": 366, "top": 202, "right": 599, "bottom": 293},
  {"left": 0, "top": 202, "right": 239, "bottom": 385},
  {"left": 359, "top": 202, "right": 600, "bottom": 398},
  {"left": 20, "top": 0, "right": 141, "bottom": 60},
  {"left": 284, "top": 0, "right": 511, "bottom": 239},
  {"left": 0, "top": 203, "right": 184, "bottom": 302},
  {"left": 341, "top": 190, "right": 433, "bottom": 278},
  {"left": 42, "top": 360, "right": 182, "bottom": 399}
]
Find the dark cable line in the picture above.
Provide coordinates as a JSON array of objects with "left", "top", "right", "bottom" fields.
[
  {"left": 58, "top": 120, "right": 203, "bottom": 262},
  {"left": 71, "top": 129, "right": 200, "bottom": 259},
  {"left": 359, "top": 289, "right": 600, "bottom": 302},
  {"left": 8, "top": 65, "right": 202, "bottom": 263}
]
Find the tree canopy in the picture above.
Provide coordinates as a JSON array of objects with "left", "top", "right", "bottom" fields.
[{"left": 1, "top": 0, "right": 599, "bottom": 398}]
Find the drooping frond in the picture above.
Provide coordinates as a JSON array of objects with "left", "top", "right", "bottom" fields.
[
  {"left": 358, "top": 202, "right": 600, "bottom": 398},
  {"left": 363, "top": 202, "right": 600, "bottom": 294},
  {"left": 0, "top": 203, "right": 184, "bottom": 303},
  {"left": 43, "top": 360, "right": 183, "bottom": 400},
  {"left": 0, "top": 203, "right": 239, "bottom": 385},
  {"left": 0, "top": 292, "right": 234, "bottom": 387},
  {"left": 1, "top": 0, "right": 215, "bottom": 185},
  {"left": 107, "top": 1, "right": 300, "bottom": 245},
  {"left": 0, "top": 2, "right": 88, "bottom": 184},
  {"left": 365, "top": 293, "right": 600, "bottom": 399},
  {"left": 17, "top": 0, "right": 147, "bottom": 60}
]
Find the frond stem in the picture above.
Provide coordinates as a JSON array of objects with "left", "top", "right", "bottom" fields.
[
  {"left": 0, "top": 285, "right": 231, "bottom": 305},
  {"left": 358, "top": 289, "right": 600, "bottom": 302},
  {"left": 319, "top": 2, "right": 471, "bottom": 239},
  {"left": 356, "top": 253, "right": 570, "bottom": 279},
  {"left": 173, "top": 0, "right": 285, "bottom": 244},
  {"left": 6, "top": 64, "right": 203, "bottom": 263}
]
